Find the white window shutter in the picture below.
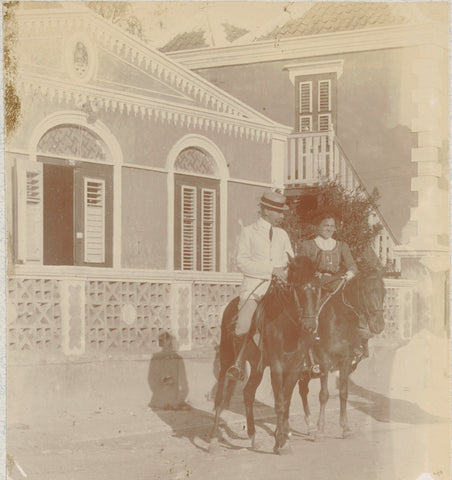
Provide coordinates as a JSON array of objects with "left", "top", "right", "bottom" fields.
[
  {"left": 15, "top": 158, "right": 43, "bottom": 263},
  {"left": 299, "top": 82, "right": 312, "bottom": 114},
  {"left": 201, "top": 189, "right": 216, "bottom": 272},
  {"left": 318, "top": 80, "right": 331, "bottom": 112},
  {"left": 181, "top": 186, "right": 196, "bottom": 271},
  {"left": 84, "top": 177, "right": 105, "bottom": 263}
]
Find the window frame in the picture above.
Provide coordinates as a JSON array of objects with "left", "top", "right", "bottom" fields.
[
  {"left": 174, "top": 173, "right": 220, "bottom": 272},
  {"left": 295, "top": 73, "right": 336, "bottom": 133}
]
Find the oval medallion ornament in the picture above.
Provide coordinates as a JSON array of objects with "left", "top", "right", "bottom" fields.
[
  {"left": 65, "top": 34, "right": 96, "bottom": 83},
  {"left": 74, "top": 41, "right": 89, "bottom": 78}
]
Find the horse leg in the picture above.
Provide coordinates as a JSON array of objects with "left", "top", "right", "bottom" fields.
[
  {"left": 209, "top": 335, "right": 236, "bottom": 452},
  {"left": 298, "top": 378, "right": 316, "bottom": 437},
  {"left": 280, "top": 369, "right": 301, "bottom": 450},
  {"left": 316, "top": 371, "right": 329, "bottom": 440},
  {"left": 208, "top": 369, "right": 229, "bottom": 453},
  {"left": 339, "top": 361, "right": 353, "bottom": 438},
  {"left": 269, "top": 360, "right": 286, "bottom": 453},
  {"left": 243, "top": 357, "right": 264, "bottom": 449}
]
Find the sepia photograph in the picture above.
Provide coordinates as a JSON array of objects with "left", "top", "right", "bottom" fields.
[{"left": 3, "top": 1, "right": 450, "bottom": 479}]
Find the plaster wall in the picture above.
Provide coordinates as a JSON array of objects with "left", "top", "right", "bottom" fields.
[{"left": 194, "top": 46, "right": 448, "bottom": 241}]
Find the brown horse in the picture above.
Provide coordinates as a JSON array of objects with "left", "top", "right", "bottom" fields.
[
  {"left": 298, "top": 268, "right": 386, "bottom": 439},
  {"left": 209, "top": 256, "right": 317, "bottom": 454}
]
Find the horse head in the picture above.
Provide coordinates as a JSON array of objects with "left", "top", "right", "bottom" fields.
[
  {"left": 287, "top": 254, "right": 318, "bottom": 333},
  {"left": 352, "top": 268, "right": 386, "bottom": 335}
]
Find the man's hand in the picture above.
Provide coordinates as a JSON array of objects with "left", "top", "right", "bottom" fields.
[{"left": 272, "top": 266, "right": 287, "bottom": 281}]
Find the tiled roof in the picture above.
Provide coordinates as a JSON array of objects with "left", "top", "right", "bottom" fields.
[
  {"left": 160, "top": 22, "right": 249, "bottom": 52},
  {"left": 160, "top": 30, "right": 209, "bottom": 53},
  {"left": 256, "top": 2, "right": 447, "bottom": 41},
  {"left": 222, "top": 23, "right": 249, "bottom": 43}
]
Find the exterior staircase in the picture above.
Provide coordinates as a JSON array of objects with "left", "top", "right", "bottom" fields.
[{"left": 284, "top": 127, "right": 400, "bottom": 272}]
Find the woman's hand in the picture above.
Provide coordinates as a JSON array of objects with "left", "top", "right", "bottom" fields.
[
  {"left": 272, "top": 266, "right": 287, "bottom": 281},
  {"left": 344, "top": 270, "right": 355, "bottom": 281}
]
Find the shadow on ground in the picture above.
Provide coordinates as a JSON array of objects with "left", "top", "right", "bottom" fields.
[
  {"left": 348, "top": 379, "right": 447, "bottom": 424},
  {"left": 148, "top": 339, "right": 279, "bottom": 452}
]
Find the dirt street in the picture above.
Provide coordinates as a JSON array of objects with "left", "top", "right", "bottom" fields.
[{"left": 8, "top": 379, "right": 449, "bottom": 480}]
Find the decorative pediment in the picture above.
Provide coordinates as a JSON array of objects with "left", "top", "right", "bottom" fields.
[{"left": 15, "top": 5, "right": 290, "bottom": 133}]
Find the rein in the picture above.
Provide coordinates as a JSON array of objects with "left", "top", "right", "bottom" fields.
[
  {"left": 341, "top": 274, "right": 384, "bottom": 321},
  {"left": 315, "top": 277, "right": 347, "bottom": 329},
  {"left": 269, "top": 278, "right": 314, "bottom": 330}
]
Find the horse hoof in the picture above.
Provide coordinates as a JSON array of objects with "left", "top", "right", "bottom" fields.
[
  {"left": 274, "top": 442, "right": 292, "bottom": 455},
  {"left": 314, "top": 431, "right": 326, "bottom": 442},
  {"left": 208, "top": 438, "right": 221, "bottom": 454},
  {"left": 307, "top": 425, "right": 317, "bottom": 440},
  {"left": 342, "top": 428, "right": 353, "bottom": 439},
  {"left": 250, "top": 434, "right": 261, "bottom": 450}
]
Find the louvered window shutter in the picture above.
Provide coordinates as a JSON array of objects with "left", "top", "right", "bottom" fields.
[
  {"left": 318, "top": 114, "right": 331, "bottom": 132},
  {"left": 181, "top": 186, "right": 197, "bottom": 271},
  {"left": 299, "top": 82, "right": 312, "bottom": 113},
  {"left": 318, "top": 80, "right": 331, "bottom": 112},
  {"left": 15, "top": 158, "right": 43, "bottom": 263},
  {"left": 201, "top": 189, "right": 216, "bottom": 272},
  {"left": 84, "top": 177, "right": 105, "bottom": 263},
  {"left": 299, "top": 116, "right": 312, "bottom": 132}
]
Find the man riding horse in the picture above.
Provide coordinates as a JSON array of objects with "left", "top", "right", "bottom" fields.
[
  {"left": 299, "top": 209, "right": 372, "bottom": 362},
  {"left": 226, "top": 190, "right": 313, "bottom": 381}
]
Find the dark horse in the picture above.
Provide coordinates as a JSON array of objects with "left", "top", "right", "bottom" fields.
[
  {"left": 298, "top": 267, "right": 386, "bottom": 439},
  {"left": 209, "top": 256, "right": 317, "bottom": 453}
]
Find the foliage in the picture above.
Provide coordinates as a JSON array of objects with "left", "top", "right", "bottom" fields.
[
  {"left": 87, "top": 2, "right": 144, "bottom": 39},
  {"left": 283, "top": 180, "right": 383, "bottom": 263},
  {"left": 4, "top": 1, "right": 21, "bottom": 139}
]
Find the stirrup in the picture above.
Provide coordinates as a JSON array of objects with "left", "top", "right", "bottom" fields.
[
  {"left": 351, "top": 346, "right": 366, "bottom": 367},
  {"left": 226, "top": 364, "right": 244, "bottom": 381},
  {"left": 309, "top": 364, "right": 322, "bottom": 378},
  {"left": 300, "top": 363, "right": 322, "bottom": 380}
]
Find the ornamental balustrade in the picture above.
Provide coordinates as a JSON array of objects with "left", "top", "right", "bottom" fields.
[
  {"left": 285, "top": 128, "right": 400, "bottom": 270},
  {"left": 7, "top": 270, "right": 415, "bottom": 356}
]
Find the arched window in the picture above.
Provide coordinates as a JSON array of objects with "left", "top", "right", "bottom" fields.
[
  {"left": 173, "top": 147, "right": 220, "bottom": 272},
  {"left": 15, "top": 124, "right": 113, "bottom": 266}
]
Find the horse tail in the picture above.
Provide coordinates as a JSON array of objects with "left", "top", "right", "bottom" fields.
[{"left": 214, "top": 297, "right": 239, "bottom": 410}]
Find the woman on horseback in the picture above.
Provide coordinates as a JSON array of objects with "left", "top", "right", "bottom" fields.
[{"left": 299, "top": 209, "right": 370, "bottom": 359}]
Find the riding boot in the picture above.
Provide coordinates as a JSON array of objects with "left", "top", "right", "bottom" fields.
[
  {"left": 226, "top": 334, "right": 248, "bottom": 381},
  {"left": 352, "top": 327, "right": 371, "bottom": 366}
]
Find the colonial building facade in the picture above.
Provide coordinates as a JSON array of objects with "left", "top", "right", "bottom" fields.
[
  {"left": 6, "top": 3, "right": 292, "bottom": 356},
  {"left": 167, "top": 1, "right": 449, "bottom": 334},
  {"left": 7, "top": 2, "right": 441, "bottom": 368}
]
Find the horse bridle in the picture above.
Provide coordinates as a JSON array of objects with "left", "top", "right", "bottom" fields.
[
  {"left": 291, "top": 282, "right": 317, "bottom": 332},
  {"left": 270, "top": 278, "right": 316, "bottom": 331}
]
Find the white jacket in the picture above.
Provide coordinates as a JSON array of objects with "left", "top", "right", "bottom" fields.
[{"left": 236, "top": 217, "right": 294, "bottom": 300}]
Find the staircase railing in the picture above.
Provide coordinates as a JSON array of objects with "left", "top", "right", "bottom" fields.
[{"left": 285, "top": 128, "right": 400, "bottom": 271}]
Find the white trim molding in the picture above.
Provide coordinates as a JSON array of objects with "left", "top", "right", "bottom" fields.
[
  {"left": 19, "top": 74, "right": 291, "bottom": 142},
  {"left": 284, "top": 60, "right": 344, "bottom": 85},
  {"left": 168, "top": 23, "right": 448, "bottom": 70},
  {"left": 10, "top": 264, "right": 243, "bottom": 283}
]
